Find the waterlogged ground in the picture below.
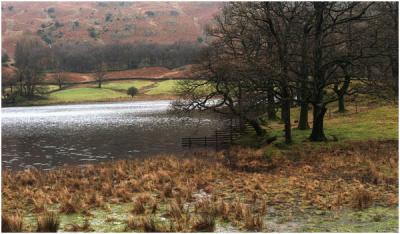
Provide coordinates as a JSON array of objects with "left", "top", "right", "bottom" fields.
[{"left": 18, "top": 202, "right": 398, "bottom": 232}]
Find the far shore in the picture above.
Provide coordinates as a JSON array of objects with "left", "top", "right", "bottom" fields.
[
  {"left": 2, "top": 96, "right": 177, "bottom": 108},
  {"left": 2, "top": 94, "right": 178, "bottom": 108}
]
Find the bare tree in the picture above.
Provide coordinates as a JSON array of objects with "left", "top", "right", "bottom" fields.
[
  {"left": 94, "top": 63, "right": 107, "bottom": 88},
  {"left": 14, "top": 34, "right": 47, "bottom": 98},
  {"left": 54, "top": 71, "right": 67, "bottom": 90},
  {"left": 175, "top": 5, "right": 269, "bottom": 136}
]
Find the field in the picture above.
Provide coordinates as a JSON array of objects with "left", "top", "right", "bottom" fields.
[
  {"left": 2, "top": 104, "right": 398, "bottom": 232},
  {"left": 14, "top": 80, "right": 182, "bottom": 106},
  {"left": 145, "top": 80, "right": 181, "bottom": 95}
]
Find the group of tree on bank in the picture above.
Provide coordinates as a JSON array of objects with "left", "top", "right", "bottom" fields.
[{"left": 174, "top": 2, "right": 398, "bottom": 142}]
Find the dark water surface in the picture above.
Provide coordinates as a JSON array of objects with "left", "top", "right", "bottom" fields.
[{"left": 1, "top": 100, "right": 227, "bottom": 170}]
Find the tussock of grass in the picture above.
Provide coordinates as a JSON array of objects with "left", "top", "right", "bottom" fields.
[
  {"left": 36, "top": 211, "right": 60, "bottom": 232},
  {"left": 351, "top": 187, "right": 374, "bottom": 210},
  {"left": 191, "top": 214, "right": 216, "bottom": 232},
  {"left": 2, "top": 213, "right": 23, "bottom": 232}
]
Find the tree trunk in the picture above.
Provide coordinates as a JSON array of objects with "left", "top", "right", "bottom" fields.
[
  {"left": 390, "top": 55, "right": 398, "bottom": 97},
  {"left": 98, "top": 81, "right": 102, "bottom": 88},
  {"left": 310, "top": 104, "right": 327, "bottom": 141},
  {"left": 248, "top": 119, "right": 265, "bottom": 136},
  {"left": 338, "top": 95, "right": 346, "bottom": 113},
  {"left": 267, "top": 81, "right": 277, "bottom": 120},
  {"left": 282, "top": 97, "right": 292, "bottom": 144},
  {"left": 298, "top": 102, "right": 309, "bottom": 129}
]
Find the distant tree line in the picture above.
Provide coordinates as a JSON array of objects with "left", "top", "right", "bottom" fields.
[
  {"left": 174, "top": 2, "right": 398, "bottom": 142},
  {"left": 48, "top": 41, "right": 202, "bottom": 72}
]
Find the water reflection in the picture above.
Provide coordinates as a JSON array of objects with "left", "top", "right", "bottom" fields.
[{"left": 2, "top": 101, "right": 226, "bottom": 170}]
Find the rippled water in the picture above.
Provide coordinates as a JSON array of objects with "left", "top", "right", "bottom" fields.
[{"left": 1, "top": 100, "right": 227, "bottom": 170}]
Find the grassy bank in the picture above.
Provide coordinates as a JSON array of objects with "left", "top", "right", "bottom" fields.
[
  {"left": 2, "top": 104, "right": 398, "bottom": 232},
  {"left": 239, "top": 102, "right": 398, "bottom": 148},
  {"left": 7, "top": 80, "right": 182, "bottom": 106}
]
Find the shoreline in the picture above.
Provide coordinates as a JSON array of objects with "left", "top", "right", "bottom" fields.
[{"left": 1, "top": 94, "right": 179, "bottom": 108}]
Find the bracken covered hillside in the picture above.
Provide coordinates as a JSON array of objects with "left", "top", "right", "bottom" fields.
[{"left": 1, "top": 1, "right": 222, "bottom": 57}]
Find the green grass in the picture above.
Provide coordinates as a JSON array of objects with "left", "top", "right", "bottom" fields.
[
  {"left": 238, "top": 105, "right": 398, "bottom": 152},
  {"left": 102, "top": 81, "right": 154, "bottom": 91},
  {"left": 5, "top": 79, "right": 184, "bottom": 106},
  {"left": 145, "top": 80, "right": 180, "bottom": 95},
  {"left": 48, "top": 88, "right": 129, "bottom": 103},
  {"left": 281, "top": 105, "right": 396, "bottom": 142},
  {"left": 41, "top": 85, "right": 60, "bottom": 92}
]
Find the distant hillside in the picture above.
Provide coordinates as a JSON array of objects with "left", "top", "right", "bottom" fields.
[{"left": 1, "top": 1, "right": 222, "bottom": 57}]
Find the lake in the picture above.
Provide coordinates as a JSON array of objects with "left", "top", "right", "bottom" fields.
[{"left": 1, "top": 100, "right": 228, "bottom": 170}]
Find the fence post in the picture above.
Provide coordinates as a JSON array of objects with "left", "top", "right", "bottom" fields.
[
  {"left": 356, "top": 102, "right": 358, "bottom": 113},
  {"left": 230, "top": 128, "right": 233, "bottom": 143},
  {"left": 215, "top": 131, "right": 218, "bottom": 151},
  {"left": 189, "top": 138, "right": 192, "bottom": 149},
  {"left": 204, "top": 136, "right": 207, "bottom": 147}
]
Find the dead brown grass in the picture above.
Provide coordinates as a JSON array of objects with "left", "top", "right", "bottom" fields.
[{"left": 2, "top": 140, "right": 398, "bottom": 232}]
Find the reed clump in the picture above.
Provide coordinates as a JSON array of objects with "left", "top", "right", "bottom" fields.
[
  {"left": 2, "top": 213, "right": 23, "bottom": 232},
  {"left": 126, "top": 215, "right": 165, "bottom": 232},
  {"left": 36, "top": 211, "right": 60, "bottom": 232}
]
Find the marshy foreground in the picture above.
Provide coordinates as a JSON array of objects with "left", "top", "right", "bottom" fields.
[{"left": 2, "top": 140, "right": 398, "bottom": 232}]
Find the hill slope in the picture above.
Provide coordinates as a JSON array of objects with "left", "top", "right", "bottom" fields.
[{"left": 1, "top": 1, "right": 222, "bottom": 57}]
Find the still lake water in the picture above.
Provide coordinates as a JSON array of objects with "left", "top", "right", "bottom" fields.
[{"left": 1, "top": 100, "right": 227, "bottom": 170}]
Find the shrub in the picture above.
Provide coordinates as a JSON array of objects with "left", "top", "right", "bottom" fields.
[
  {"left": 2, "top": 213, "right": 23, "bottom": 232},
  {"left": 170, "top": 10, "right": 179, "bottom": 16},
  {"left": 36, "top": 212, "right": 60, "bottom": 232},
  {"left": 88, "top": 28, "right": 100, "bottom": 39},
  {"left": 145, "top": 11, "right": 155, "bottom": 17},
  {"left": 2, "top": 52, "right": 10, "bottom": 65},
  {"left": 54, "top": 21, "right": 64, "bottom": 28},
  {"left": 105, "top": 13, "right": 113, "bottom": 22},
  {"left": 127, "top": 87, "right": 139, "bottom": 97}
]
